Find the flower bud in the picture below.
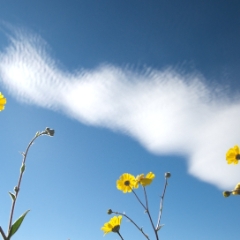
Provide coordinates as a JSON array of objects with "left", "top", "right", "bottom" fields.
[
  {"left": 107, "top": 209, "right": 113, "bottom": 214},
  {"left": 165, "top": 172, "right": 171, "bottom": 178},
  {"left": 45, "top": 127, "right": 55, "bottom": 136},
  {"left": 223, "top": 191, "right": 231, "bottom": 197}
]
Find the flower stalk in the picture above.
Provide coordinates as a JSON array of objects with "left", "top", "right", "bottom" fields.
[
  {"left": 112, "top": 211, "right": 150, "bottom": 240},
  {"left": 156, "top": 175, "right": 169, "bottom": 231},
  {"left": 117, "top": 231, "right": 124, "bottom": 240},
  {"left": 0, "top": 227, "right": 7, "bottom": 240},
  {"left": 0, "top": 128, "right": 54, "bottom": 240},
  {"left": 132, "top": 189, "right": 146, "bottom": 210},
  {"left": 143, "top": 187, "right": 159, "bottom": 240}
]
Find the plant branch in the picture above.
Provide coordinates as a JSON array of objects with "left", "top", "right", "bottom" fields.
[
  {"left": 132, "top": 189, "right": 146, "bottom": 210},
  {"left": 113, "top": 211, "right": 149, "bottom": 240},
  {"left": 7, "top": 128, "right": 53, "bottom": 237},
  {"left": 117, "top": 231, "right": 124, "bottom": 240},
  {"left": 144, "top": 187, "right": 159, "bottom": 240},
  {"left": 156, "top": 177, "right": 168, "bottom": 231},
  {"left": 0, "top": 226, "right": 7, "bottom": 240}
]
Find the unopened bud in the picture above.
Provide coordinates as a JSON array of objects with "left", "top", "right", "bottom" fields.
[
  {"left": 45, "top": 127, "right": 55, "bottom": 136},
  {"left": 107, "top": 209, "right": 113, "bottom": 214},
  {"left": 223, "top": 191, "right": 231, "bottom": 197},
  {"left": 14, "top": 186, "right": 19, "bottom": 193},
  {"left": 165, "top": 172, "right": 171, "bottom": 178}
]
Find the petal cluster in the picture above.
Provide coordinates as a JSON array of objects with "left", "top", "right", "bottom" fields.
[
  {"left": 136, "top": 172, "right": 155, "bottom": 187},
  {"left": 0, "top": 92, "right": 6, "bottom": 111},
  {"left": 101, "top": 215, "right": 122, "bottom": 235},
  {"left": 226, "top": 145, "right": 240, "bottom": 164},
  {"left": 116, "top": 173, "right": 138, "bottom": 193}
]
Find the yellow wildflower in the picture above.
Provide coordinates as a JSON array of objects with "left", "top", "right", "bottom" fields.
[
  {"left": 136, "top": 172, "right": 155, "bottom": 187},
  {"left": 0, "top": 92, "right": 6, "bottom": 111},
  {"left": 226, "top": 145, "right": 240, "bottom": 164},
  {"left": 101, "top": 215, "right": 122, "bottom": 235},
  {"left": 116, "top": 173, "right": 138, "bottom": 193},
  {"left": 232, "top": 183, "right": 240, "bottom": 195}
]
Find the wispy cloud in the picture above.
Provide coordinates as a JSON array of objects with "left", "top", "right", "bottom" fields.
[{"left": 0, "top": 30, "right": 240, "bottom": 189}]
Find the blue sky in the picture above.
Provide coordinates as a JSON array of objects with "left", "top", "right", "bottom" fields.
[{"left": 0, "top": 0, "right": 240, "bottom": 239}]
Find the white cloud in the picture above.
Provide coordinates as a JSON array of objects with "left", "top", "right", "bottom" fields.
[{"left": 0, "top": 31, "right": 240, "bottom": 189}]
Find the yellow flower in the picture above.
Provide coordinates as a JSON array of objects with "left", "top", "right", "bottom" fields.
[
  {"left": 232, "top": 183, "right": 240, "bottom": 195},
  {"left": 136, "top": 172, "right": 155, "bottom": 187},
  {"left": 101, "top": 215, "right": 122, "bottom": 235},
  {"left": 116, "top": 173, "right": 138, "bottom": 193},
  {"left": 234, "top": 183, "right": 240, "bottom": 190},
  {"left": 0, "top": 92, "right": 7, "bottom": 111},
  {"left": 226, "top": 145, "right": 240, "bottom": 164}
]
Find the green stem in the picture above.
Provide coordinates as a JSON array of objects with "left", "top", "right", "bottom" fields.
[
  {"left": 143, "top": 187, "right": 159, "bottom": 240},
  {"left": 7, "top": 130, "right": 50, "bottom": 237},
  {"left": 0, "top": 226, "right": 7, "bottom": 240},
  {"left": 117, "top": 231, "right": 124, "bottom": 240},
  {"left": 156, "top": 178, "right": 168, "bottom": 231},
  {"left": 132, "top": 189, "right": 146, "bottom": 210},
  {"left": 113, "top": 211, "right": 150, "bottom": 240}
]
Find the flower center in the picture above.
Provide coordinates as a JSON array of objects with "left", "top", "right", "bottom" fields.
[
  {"left": 124, "top": 180, "right": 130, "bottom": 186},
  {"left": 236, "top": 154, "right": 240, "bottom": 160}
]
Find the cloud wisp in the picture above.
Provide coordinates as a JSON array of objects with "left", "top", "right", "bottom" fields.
[{"left": 0, "top": 31, "right": 239, "bottom": 189}]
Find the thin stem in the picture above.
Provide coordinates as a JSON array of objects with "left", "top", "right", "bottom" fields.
[
  {"left": 7, "top": 131, "right": 48, "bottom": 236},
  {"left": 156, "top": 178, "right": 168, "bottom": 231},
  {"left": 144, "top": 187, "right": 149, "bottom": 209},
  {"left": 113, "top": 211, "right": 150, "bottom": 240},
  {"left": 0, "top": 226, "right": 7, "bottom": 240},
  {"left": 117, "top": 231, "right": 124, "bottom": 240},
  {"left": 132, "top": 189, "right": 146, "bottom": 210},
  {"left": 144, "top": 187, "right": 159, "bottom": 240}
]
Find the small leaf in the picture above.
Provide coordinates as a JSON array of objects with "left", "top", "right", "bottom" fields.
[
  {"left": 156, "top": 224, "right": 165, "bottom": 231},
  {"left": 8, "top": 210, "right": 30, "bottom": 238},
  {"left": 8, "top": 192, "right": 16, "bottom": 201},
  {"left": 19, "top": 152, "right": 25, "bottom": 157},
  {"left": 20, "top": 163, "right": 25, "bottom": 173}
]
